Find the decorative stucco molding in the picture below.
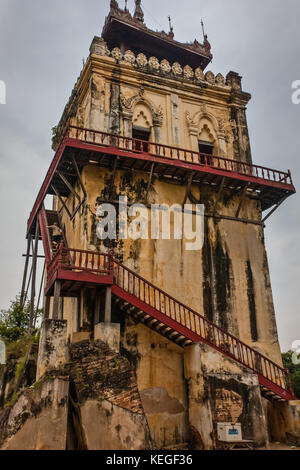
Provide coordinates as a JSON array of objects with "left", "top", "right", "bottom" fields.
[{"left": 89, "top": 38, "right": 229, "bottom": 90}]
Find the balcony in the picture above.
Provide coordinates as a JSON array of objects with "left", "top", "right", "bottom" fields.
[
  {"left": 45, "top": 246, "right": 113, "bottom": 296},
  {"left": 27, "top": 124, "right": 296, "bottom": 236}
]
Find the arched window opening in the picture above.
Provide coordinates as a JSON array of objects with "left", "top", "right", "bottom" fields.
[
  {"left": 132, "top": 126, "right": 150, "bottom": 152},
  {"left": 132, "top": 104, "right": 153, "bottom": 152},
  {"left": 198, "top": 123, "right": 216, "bottom": 164}
]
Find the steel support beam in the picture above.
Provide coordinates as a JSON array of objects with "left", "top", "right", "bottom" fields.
[
  {"left": 145, "top": 162, "right": 155, "bottom": 203},
  {"left": 70, "top": 152, "right": 87, "bottom": 198},
  {"left": 52, "top": 184, "right": 72, "bottom": 219},
  {"left": 20, "top": 235, "right": 32, "bottom": 307},
  {"left": 262, "top": 195, "right": 289, "bottom": 223},
  {"left": 57, "top": 170, "right": 81, "bottom": 202},
  {"left": 29, "top": 220, "right": 40, "bottom": 330},
  {"left": 34, "top": 260, "right": 45, "bottom": 328}
]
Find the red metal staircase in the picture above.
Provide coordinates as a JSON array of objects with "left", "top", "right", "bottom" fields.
[
  {"left": 112, "top": 257, "right": 295, "bottom": 402},
  {"left": 41, "top": 235, "right": 295, "bottom": 402}
]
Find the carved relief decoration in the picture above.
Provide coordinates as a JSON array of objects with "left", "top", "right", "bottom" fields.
[
  {"left": 136, "top": 53, "right": 148, "bottom": 67},
  {"left": 183, "top": 65, "right": 194, "bottom": 79},
  {"left": 205, "top": 71, "right": 215, "bottom": 84},
  {"left": 172, "top": 62, "right": 183, "bottom": 76},
  {"left": 120, "top": 87, "right": 164, "bottom": 127},
  {"left": 111, "top": 47, "right": 122, "bottom": 61},
  {"left": 123, "top": 50, "right": 136, "bottom": 65},
  {"left": 160, "top": 59, "right": 172, "bottom": 74},
  {"left": 148, "top": 56, "right": 160, "bottom": 71}
]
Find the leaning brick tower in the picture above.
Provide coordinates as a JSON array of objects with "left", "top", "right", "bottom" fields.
[{"left": 21, "top": 0, "right": 297, "bottom": 450}]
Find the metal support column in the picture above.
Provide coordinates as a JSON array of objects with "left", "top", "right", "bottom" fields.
[
  {"left": 20, "top": 235, "right": 32, "bottom": 307},
  {"left": 29, "top": 220, "right": 40, "bottom": 330}
]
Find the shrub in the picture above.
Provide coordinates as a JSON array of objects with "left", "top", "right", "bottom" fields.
[
  {"left": 0, "top": 295, "right": 42, "bottom": 343},
  {"left": 282, "top": 351, "right": 300, "bottom": 399}
]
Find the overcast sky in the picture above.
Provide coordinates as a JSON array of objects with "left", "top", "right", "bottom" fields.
[{"left": 0, "top": 0, "right": 299, "bottom": 351}]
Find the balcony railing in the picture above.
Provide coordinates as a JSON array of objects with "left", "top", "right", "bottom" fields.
[
  {"left": 27, "top": 123, "right": 295, "bottom": 237},
  {"left": 66, "top": 124, "right": 294, "bottom": 187},
  {"left": 46, "top": 245, "right": 112, "bottom": 291}
]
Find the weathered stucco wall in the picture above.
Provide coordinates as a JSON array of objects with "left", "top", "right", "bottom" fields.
[
  {"left": 79, "top": 399, "right": 151, "bottom": 450},
  {"left": 184, "top": 342, "right": 269, "bottom": 449},
  {"left": 262, "top": 399, "right": 300, "bottom": 443},
  {"left": 0, "top": 336, "right": 153, "bottom": 450},
  {"left": 57, "top": 163, "right": 281, "bottom": 365},
  {"left": 0, "top": 377, "right": 69, "bottom": 450},
  {"left": 36, "top": 319, "right": 69, "bottom": 381},
  {"left": 121, "top": 317, "right": 188, "bottom": 449},
  {"left": 289, "top": 401, "right": 300, "bottom": 435},
  {"left": 66, "top": 339, "right": 152, "bottom": 450}
]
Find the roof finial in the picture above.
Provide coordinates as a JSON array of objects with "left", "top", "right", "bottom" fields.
[
  {"left": 201, "top": 19, "right": 211, "bottom": 52},
  {"left": 134, "top": 0, "right": 144, "bottom": 23},
  {"left": 201, "top": 19, "right": 205, "bottom": 39},
  {"left": 168, "top": 16, "right": 174, "bottom": 39},
  {"left": 110, "top": 0, "right": 119, "bottom": 12}
]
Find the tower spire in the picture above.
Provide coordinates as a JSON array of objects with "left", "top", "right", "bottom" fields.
[
  {"left": 201, "top": 19, "right": 205, "bottom": 39},
  {"left": 110, "top": 0, "right": 119, "bottom": 12},
  {"left": 168, "top": 16, "right": 174, "bottom": 39},
  {"left": 201, "top": 19, "right": 211, "bottom": 52},
  {"left": 134, "top": 0, "right": 144, "bottom": 23}
]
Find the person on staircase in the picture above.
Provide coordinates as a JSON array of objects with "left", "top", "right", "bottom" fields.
[{"left": 48, "top": 222, "right": 63, "bottom": 251}]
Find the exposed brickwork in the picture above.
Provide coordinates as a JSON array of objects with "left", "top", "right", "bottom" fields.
[
  {"left": 214, "top": 388, "right": 243, "bottom": 423},
  {"left": 67, "top": 340, "right": 144, "bottom": 415}
]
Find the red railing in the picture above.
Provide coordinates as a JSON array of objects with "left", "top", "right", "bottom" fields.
[
  {"left": 46, "top": 245, "right": 112, "bottom": 290},
  {"left": 113, "top": 257, "right": 294, "bottom": 397},
  {"left": 67, "top": 124, "right": 293, "bottom": 187},
  {"left": 38, "top": 205, "right": 53, "bottom": 264}
]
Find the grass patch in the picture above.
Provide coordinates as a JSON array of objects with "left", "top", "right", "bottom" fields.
[
  {"left": 113, "top": 358, "right": 119, "bottom": 368},
  {"left": 6, "top": 335, "right": 33, "bottom": 359}
]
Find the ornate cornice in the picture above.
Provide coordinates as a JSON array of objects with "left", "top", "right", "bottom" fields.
[{"left": 90, "top": 38, "right": 227, "bottom": 90}]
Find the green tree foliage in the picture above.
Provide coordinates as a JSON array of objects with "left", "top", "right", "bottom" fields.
[
  {"left": 282, "top": 351, "right": 300, "bottom": 399},
  {"left": 0, "top": 296, "right": 42, "bottom": 343}
]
